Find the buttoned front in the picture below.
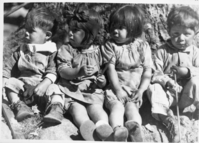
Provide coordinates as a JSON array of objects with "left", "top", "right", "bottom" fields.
[{"left": 3, "top": 42, "right": 57, "bottom": 86}]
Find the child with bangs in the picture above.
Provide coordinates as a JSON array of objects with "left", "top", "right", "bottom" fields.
[
  {"left": 147, "top": 6, "right": 199, "bottom": 143},
  {"left": 3, "top": 6, "right": 58, "bottom": 121},
  {"left": 101, "top": 5, "right": 153, "bottom": 142},
  {"left": 43, "top": 5, "right": 113, "bottom": 141}
]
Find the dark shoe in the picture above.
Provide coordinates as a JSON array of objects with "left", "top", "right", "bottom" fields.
[
  {"left": 113, "top": 126, "right": 128, "bottom": 142},
  {"left": 125, "top": 120, "right": 143, "bottom": 142},
  {"left": 80, "top": 120, "right": 96, "bottom": 141},
  {"left": 163, "top": 117, "right": 180, "bottom": 143},
  {"left": 43, "top": 103, "right": 64, "bottom": 124},
  {"left": 11, "top": 100, "right": 34, "bottom": 122},
  {"left": 95, "top": 123, "right": 113, "bottom": 141}
]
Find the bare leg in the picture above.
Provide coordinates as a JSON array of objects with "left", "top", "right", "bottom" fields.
[
  {"left": 125, "top": 102, "right": 142, "bottom": 125},
  {"left": 87, "top": 104, "right": 113, "bottom": 140},
  {"left": 69, "top": 102, "right": 90, "bottom": 127},
  {"left": 179, "top": 77, "right": 199, "bottom": 109},
  {"left": 108, "top": 100, "right": 124, "bottom": 128},
  {"left": 108, "top": 100, "right": 128, "bottom": 141},
  {"left": 124, "top": 102, "right": 143, "bottom": 142}
]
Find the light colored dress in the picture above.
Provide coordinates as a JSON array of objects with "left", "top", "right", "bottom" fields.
[{"left": 101, "top": 38, "right": 153, "bottom": 107}]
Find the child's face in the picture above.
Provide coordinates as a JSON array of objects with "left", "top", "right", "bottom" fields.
[
  {"left": 25, "top": 27, "right": 47, "bottom": 44},
  {"left": 69, "top": 28, "right": 85, "bottom": 48},
  {"left": 169, "top": 25, "right": 195, "bottom": 50},
  {"left": 110, "top": 27, "right": 130, "bottom": 44}
]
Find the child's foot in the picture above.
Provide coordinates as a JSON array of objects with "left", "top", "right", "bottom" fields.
[
  {"left": 125, "top": 120, "right": 144, "bottom": 142},
  {"left": 113, "top": 126, "right": 128, "bottom": 141},
  {"left": 80, "top": 120, "right": 97, "bottom": 141},
  {"left": 95, "top": 122, "right": 113, "bottom": 141},
  {"left": 43, "top": 103, "right": 64, "bottom": 124},
  {"left": 11, "top": 100, "right": 34, "bottom": 122}
]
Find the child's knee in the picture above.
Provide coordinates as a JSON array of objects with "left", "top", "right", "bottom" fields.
[{"left": 109, "top": 100, "right": 124, "bottom": 112}]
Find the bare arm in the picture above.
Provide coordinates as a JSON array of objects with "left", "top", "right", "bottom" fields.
[
  {"left": 106, "top": 64, "right": 127, "bottom": 103},
  {"left": 138, "top": 68, "right": 152, "bottom": 94},
  {"left": 59, "top": 67, "right": 81, "bottom": 80}
]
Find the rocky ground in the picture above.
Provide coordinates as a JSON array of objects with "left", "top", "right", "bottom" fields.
[
  {"left": 1, "top": 95, "right": 198, "bottom": 142},
  {"left": 2, "top": 3, "right": 199, "bottom": 142}
]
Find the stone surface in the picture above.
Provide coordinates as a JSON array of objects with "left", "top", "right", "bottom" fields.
[
  {"left": 39, "top": 118, "right": 82, "bottom": 140},
  {"left": 1, "top": 119, "right": 12, "bottom": 139}
]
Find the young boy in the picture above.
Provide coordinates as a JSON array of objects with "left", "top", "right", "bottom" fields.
[
  {"left": 147, "top": 6, "right": 199, "bottom": 142},
  {"left": 3, "top": 6, "right": 58, "bottom": 122}
]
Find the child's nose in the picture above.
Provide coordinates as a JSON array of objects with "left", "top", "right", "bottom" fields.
[
  {"left": 179, "top": 34, "right": 185, "bottom": 40},
  {"left": 69, "top": 31, "right": 73, "bottom": 38},
  {"left": 25, "top": 32, "right": 30, "bottom": 38},
  {"left": 113, "top": 29, "right": 118, "bottom": 34}
]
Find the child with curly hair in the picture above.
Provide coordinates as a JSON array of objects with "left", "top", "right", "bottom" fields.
[{"left": 43, "top": 5, "right": 113, "bottom": 141}]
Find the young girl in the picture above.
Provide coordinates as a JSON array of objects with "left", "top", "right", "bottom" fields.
[
  {"left": 101, "top": 5, "right": 153, "bottom": 142},
  {"left": 43, "top": 5, "right": 113, "bottom": 141}
]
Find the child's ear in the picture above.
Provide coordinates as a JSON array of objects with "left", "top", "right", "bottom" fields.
[{"left": 46, "top": 31, "right": 52, "bottom": 40}]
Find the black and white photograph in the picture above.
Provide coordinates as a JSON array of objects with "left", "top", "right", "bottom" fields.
[{"left": 1, "top": 1, "right": 199, "bottom": 142}]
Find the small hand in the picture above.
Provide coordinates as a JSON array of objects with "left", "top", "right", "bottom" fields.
[
  {"left": 171, "top": 66, "right": 189, "bottom": 78},
  {"left": 116, "top": 89, "right": 128, "bottom": 104},
  {"left": 96, "top": 75, "right": 107, "bottom": 88},
  {"left": 33, "top": 82, "right": 49, "bottom": 97},
  {"left": 131, "top": 90, "right": 143, "bottom": 107},
  {"left": 79, "top": 65, "right": 95, "bottom": 76},
  {"left": 166, "top": 79, "right": 182, "bottom": 93}
]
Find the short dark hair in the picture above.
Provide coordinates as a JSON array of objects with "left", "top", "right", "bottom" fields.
[
  {"left": 109, "top": 5, "right": 144, "bottom": 39},
  {"left": 68, "top": 5, "right": 103, "bottom": 45},
  {"left": 25, "top": 6, "right": 58, "bottom": 37},
  {"left": 167, "top": 6, "right": 199, "bottom": 33}
]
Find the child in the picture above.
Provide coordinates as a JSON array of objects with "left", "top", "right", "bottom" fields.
[
  {"left": 147, "top": 6, "right": 199, "bottom": 142},
  {"left": 101, "top": 5, "right": 153, "bottom": 142},
  {"left": 3, "top": 6, "right": 58, "bottom": 122},
  {"left": 43, "top": 5, "right": 113, "bottom": 141}
]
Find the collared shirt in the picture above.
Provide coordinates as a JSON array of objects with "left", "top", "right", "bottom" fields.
[
  {"left": 152, "top": 39, "right": 199, "bottom": 86},
  {"left": 3, "top": 41, "right": 57, "bottom": 84}
]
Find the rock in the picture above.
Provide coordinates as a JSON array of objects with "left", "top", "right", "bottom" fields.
[
  {"left": 39, "top": 118, "right": 81, "bottom": 140},
  {"left": 1, "top": 119, "right": 12, "bottom": 139}
]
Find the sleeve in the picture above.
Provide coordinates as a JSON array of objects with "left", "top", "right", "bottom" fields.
[
  {"left": 151, "top": 46, "right": 172, "bottom": 87},
  {"left": 142, "top": 41, "right": 153, "bottom": 70},
  {"left": 101, "top": 41, "right": 116, "bottom": 65},
  {"left": 56, "top": 45, "right": 73, "bottom": 73},
  {"left": 188, "top": 46, "right": 199, "bottom": 77},
  {"left": 3, "top": 48, "right": 20, "bottom": 78},
  {"left": 45, "top": 52, "right": 57, "bottom": 83}
]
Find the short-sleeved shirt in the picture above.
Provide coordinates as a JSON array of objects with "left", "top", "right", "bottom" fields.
[
  {"left": 101, "top": 38, "right": 153, "bottom": 90},
  {"left": 56, "top": 44, "right": 104, "bottom": 104}
]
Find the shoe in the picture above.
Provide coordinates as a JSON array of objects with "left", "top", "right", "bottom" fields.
[
  {"left": 163, "top": 117, "right": 180, "bottom": 143},
  {"left": 11, "top": 100, "right": 34, "bottom": 122},
  {"left": 43, "top": 103, "right": 64, "bottom": 124},
  {"left": 125, "top": 120, "right": 143, "bottom": 142},
  {"left": 95, "top": 123, "right": 113, "bottom": 141},
  {"left": 80, "top": 120, "right": 97, "bottom": 141},
  {"left": 113, "top": 126, "right": 128, "bottom": 142}
]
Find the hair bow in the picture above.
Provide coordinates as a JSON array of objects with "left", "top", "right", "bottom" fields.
[{"left": 64, "top": 5, "right": 89, "bottom": 22}]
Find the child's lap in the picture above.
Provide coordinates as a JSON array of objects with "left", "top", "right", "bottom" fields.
[{"left": 46, "top": 84, "right": 105, "bottom": 110}]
